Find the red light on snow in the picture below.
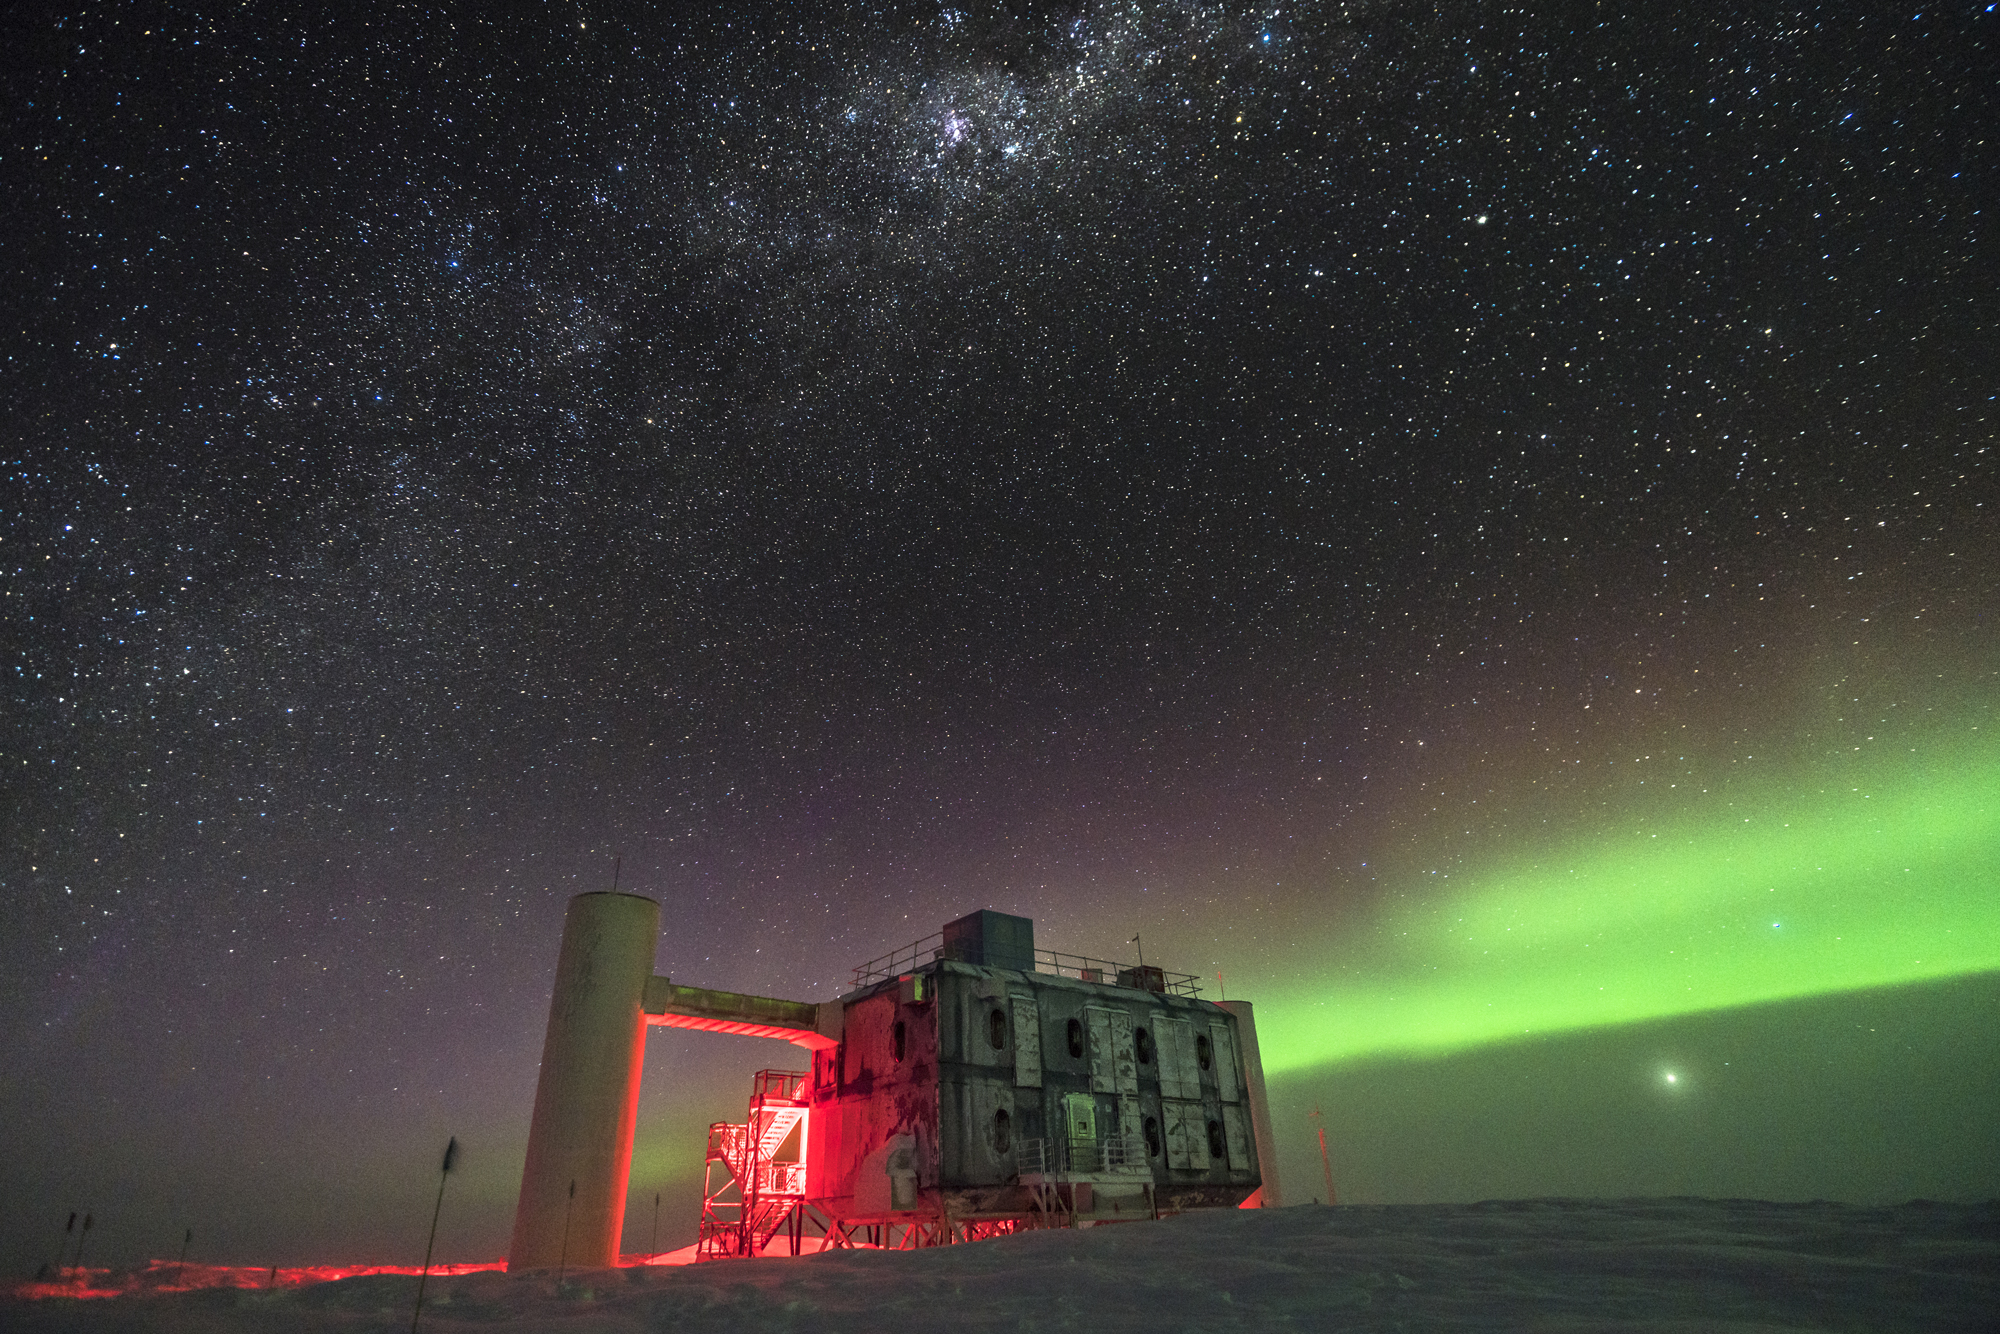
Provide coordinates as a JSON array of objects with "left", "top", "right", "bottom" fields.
[{"left": 6, "top": 1259, "right": 507, "bottom": 1301}]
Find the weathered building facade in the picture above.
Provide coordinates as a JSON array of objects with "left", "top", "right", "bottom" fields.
[{"left": 807, "top": 913, "right": 1269, "bottom": 1230}]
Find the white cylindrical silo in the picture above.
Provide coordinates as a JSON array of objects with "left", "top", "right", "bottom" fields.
[{"left": 508, "top": 891, "right": 660, "bottom": 1271}]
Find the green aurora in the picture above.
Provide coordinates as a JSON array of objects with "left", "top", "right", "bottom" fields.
[{"left": 1257, "top": 731, "right": 2000, "bottom": 1075}]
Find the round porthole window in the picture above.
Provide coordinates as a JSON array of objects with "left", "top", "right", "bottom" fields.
[
  {"left": 993, "top": 1107, "right": 1013, "bottom": 1154},
  {"left": 1206, "top": 1119, "right": 1226, "bottom": 1160},
  {"left": 1067, "top": 1017, "right": 1084, "bottom": 1058},
  {"left": 1195, "top": 1033, "right": 1213, "bottom": 1070},
  {"left": 989, "top": 1007, "right": 1009, "bottom": 1049},
  {"left": 1134, "top": 1027, "right": 1154, "bottom": 1064}
]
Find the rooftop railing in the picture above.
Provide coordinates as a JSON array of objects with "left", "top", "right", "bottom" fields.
[{"left": 850, "top": 936, "right": 1202, "bottom": 997}]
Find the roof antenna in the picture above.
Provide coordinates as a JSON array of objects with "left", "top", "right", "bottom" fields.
[{"left": 611, "top": 855, "right": 622, "bottom": 893}]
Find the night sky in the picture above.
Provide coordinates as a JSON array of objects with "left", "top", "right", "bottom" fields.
[{"left": 5, "top": 0, "right": 1997, "bottom": 1274}]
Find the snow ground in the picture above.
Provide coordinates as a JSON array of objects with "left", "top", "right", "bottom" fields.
[{"left": 4, "top": 1198, "right": 1994, "bottom": 1333}]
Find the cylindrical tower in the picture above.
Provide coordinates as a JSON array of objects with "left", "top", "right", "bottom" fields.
[
  {"left": 508, "top": 891, "right": 660, "bottom": 1271},
  {"left": 1218, "top": 1000, "right": 1283, "bottom": 1207}
]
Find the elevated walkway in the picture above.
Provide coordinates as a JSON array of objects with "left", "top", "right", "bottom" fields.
[{"left": 643, "top": 978, "right": 840, "bottom": 1049}]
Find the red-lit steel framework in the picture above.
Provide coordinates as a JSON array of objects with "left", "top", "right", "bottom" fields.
[
  {"left": 698, "top": 1070, "right": 812, "bottom": 1259},
  {"left": 697, "top": 1070, "right": 1041, "bottom": 1259},
  {"left": 825, "top": 1216, "right": 1035, "bottom": 1251}
]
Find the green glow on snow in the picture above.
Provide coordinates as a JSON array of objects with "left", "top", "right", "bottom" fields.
[{"left": 1257, "top": 734, "right": 2000, "bottom": 1074}]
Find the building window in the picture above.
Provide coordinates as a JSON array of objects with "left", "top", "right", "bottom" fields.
[
  {"left": 1067, "top": 1017, "right": 1084, "bottom": 1058},
  {"left": 1206, "top": 1119, "right": 1226, "bottom": 1161},
  {"left": 988, "top": 1007, "right": 1009, "bottom": 1050},
  {"left": 1134, "top": 1026, "right": 1154, "bottom": 1065},
  {"left": 1143, "top": 1115, "right": 1162, "bottom": 1158},
  {"left": 1195, "top": 1033, "right": 1213, "bottom": 1070},
  {"left": 993, "top": 1107, "right": 1013, "bottom": 1154},
  {"left": 893, "top": 1019, "right": 907, "bottom": 1063}
]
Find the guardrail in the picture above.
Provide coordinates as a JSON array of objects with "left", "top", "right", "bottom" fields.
[
  {"left": 1017, "top": 1135, "right": 1149, "bottom": 1178},
  {"left": 751, "top": 1069, "right": 810, "bottom": 1103},
  {"left": 850, "top": 939, "right": 1202, "bottom": 997}
]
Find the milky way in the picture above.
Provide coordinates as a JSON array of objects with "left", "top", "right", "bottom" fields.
[{"left": 5, "top": 0, "right": 1996, "bottom": 1269}]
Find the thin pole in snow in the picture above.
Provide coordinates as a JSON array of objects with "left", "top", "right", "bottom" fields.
[
  {"left": 557, "top": 1179, "right": 576, "bottom": 1284},
  {"left": 411, "top": 1136, "right": 457, "bottom": 1333},
  {"left": 173, "top": 1228, "right": 192, "bottom": 1289},
  {"left": 72, "top": 1213, "right": 94, "bottom": 1284},
  {"left": 649, "top": 1192, "right": 660, "bottom": 1260},
  {"left": 1310, "top": 1102, "right": 1337, "bottom": 1205},
  {"left": 55, "top": 1212, "right": 76, "bottom": 1278}
]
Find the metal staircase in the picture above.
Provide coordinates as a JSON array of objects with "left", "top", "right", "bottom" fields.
[{"left": 697, "top": 1069, "right": 811, "bottom": 1259}]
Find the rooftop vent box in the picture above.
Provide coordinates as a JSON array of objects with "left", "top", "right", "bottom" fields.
[
  {"left": 940, "top": 909, "right": 1036, "bottom": 972},
  {"left": 1117, "top": 964, "right": 1167, "bottom": 993}
]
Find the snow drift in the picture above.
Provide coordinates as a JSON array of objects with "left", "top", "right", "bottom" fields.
[{"left": 5, "top": 1198, "right": 1994, "bottom": 1332}]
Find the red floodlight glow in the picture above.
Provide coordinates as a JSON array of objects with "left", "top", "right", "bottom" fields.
[{"left": 648, "top": 1011, "right": 837, "bottom": 1049}]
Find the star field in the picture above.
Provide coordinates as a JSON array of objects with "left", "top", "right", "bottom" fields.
[{"left": 3, "top": 0, "right": 1996, "bottom": 1269}]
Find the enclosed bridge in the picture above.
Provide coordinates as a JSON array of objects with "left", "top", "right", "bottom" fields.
[{"left": 508, "top": 894, "right": 1282, "bottom": 1270}]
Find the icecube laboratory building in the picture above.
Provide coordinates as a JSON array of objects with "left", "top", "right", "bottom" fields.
[{"left": 507, "top": 894, "right": 1282, "bottom": 1269}]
